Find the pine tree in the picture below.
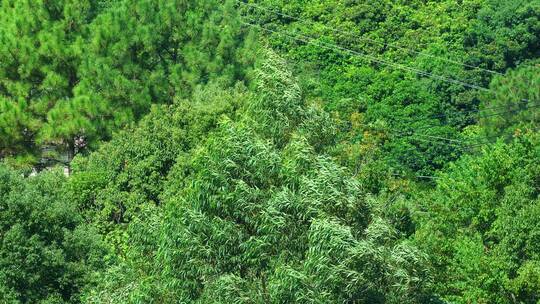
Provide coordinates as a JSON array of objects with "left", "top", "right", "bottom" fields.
[
  {"left": 65, "top": 0, "right": 254, "bottom": 155},
  {"left": 0, "top": 0, "right": 102, "bottom": 166}
]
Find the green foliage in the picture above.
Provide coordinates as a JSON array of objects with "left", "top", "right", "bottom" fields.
[
  {"left": 67, "top": 82, "right": 247, "bottom": 250},
  {"left": 0, "top": 0, "right": 105, "bottom": 163},
  {"left": 0, "top": 0, "right": 255, "bottom": 166},
  {"left": 479, "top": 63, "right": 540, "bottom": 139},
  {"left": 465, "top": 0, "right": 540, "bottom": 70},
  {"left": 0, "top": 164, "right": 105, "bottom": 303},
  {"left": 65, "top": 0, "right": 254, "bottom": 145},
  {"left": 81, "top": 51, "right": 432, "bottom": 303},
  {"left": 1, "top": 0, "right": 539, "bottom": 303},
  {"left": 414, "top": 132, "right": 540, "bottom": 303},
  {"left": 252, "top": 0, "right": 539, "bottom": 175}
]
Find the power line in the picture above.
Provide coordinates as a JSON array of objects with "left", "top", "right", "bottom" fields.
[
  {"left": 239, "top": 19, "right": 539, "bottom": 144},
  {"left": 239, "top": 2, "right": 536, "bottom": 109},
  {"left": 391, "top": 172, "right": 441, "bottom": 181},
  {"left": 238, "top": 3, "right": 533, "bottom": 107},
  {"left": 394, "top": 124, "right": 540, "bottom": 155},
  {"left": 401, "top": 101, "right": 540, "bottom": 135},
  {"left": 353, "top": 96, "right": 536, "bottom": 136},
  {"left": 397, "top": 119, "right": 539, "bottom": 152},
  {"left": 352, "top": 104, "right": 538, "bottom": 153},
  {"left": 411, "top": 98, "right": 533, "bottom": 126},
  {"left": 240, "top": 19, "right": 494, "bottom": 92},
  {"left": 237, "top": 0, "right": 504, "bottom": 77},
  {"left": 238, "top": 17, "right": 539, "bottom": 181},
  {"left": 390, "top": 126, "right": 539, "bottom": 184}
]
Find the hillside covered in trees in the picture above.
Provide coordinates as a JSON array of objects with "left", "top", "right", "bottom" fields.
[{"left": 0, "top": 0, "right": 539, "bottom": 303}]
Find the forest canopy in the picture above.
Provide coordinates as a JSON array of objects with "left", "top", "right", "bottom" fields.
[{"left": 0, "top": 0, "right": 539, "bottom": 303}]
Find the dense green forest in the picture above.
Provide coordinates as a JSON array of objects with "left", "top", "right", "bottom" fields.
[{"left": 0, "top": 0, "right": 538, "bottom": 303}]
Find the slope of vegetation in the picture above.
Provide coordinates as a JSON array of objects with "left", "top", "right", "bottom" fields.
[{"left": 0, "top": 0, "right": 538, "bottom": 303}]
